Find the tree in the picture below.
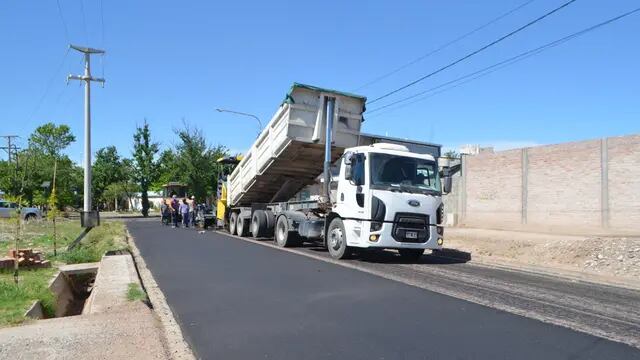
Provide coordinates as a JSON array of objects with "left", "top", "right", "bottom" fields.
[
  {"left": 132, "top": 121, "right": 159, "bottom": 217},
  {"left": 103, "top": 183, "right": 122, "bottom": 211},
  {"left": 29, "top": 123, "right": 76, "bottom": 157},
  {"left": 443, "top": 150, "right": 460, "bottom": 159},
  {"left": 173, "top": 123, "right": 228, "bottom": 201},
  {"left": 92, "top": 146, "right": 125, "bottom": 208},
  {"left": 151, "top": 149, "right": 180, "bottom": 191}
]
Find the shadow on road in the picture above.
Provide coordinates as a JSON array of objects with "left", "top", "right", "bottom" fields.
[
  {"left": 219, "top": 232, "right": 472, "bottom": 265},
  {"left": 353, "top": 248, "right": 471, "bottom": 265}
]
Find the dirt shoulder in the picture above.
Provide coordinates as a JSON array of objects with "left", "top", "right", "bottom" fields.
[{"left": 442, "top": 227, "right": 640, "bottom": 289}]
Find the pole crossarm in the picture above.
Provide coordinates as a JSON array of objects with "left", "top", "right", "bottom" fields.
[{"left": 70, "top": 44, "right": 105, "bottom": 54}]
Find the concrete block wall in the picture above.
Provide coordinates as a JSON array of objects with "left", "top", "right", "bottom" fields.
[
  {"left": 526, "top": 139, "right": 602, "bottom": 231},
  {"left": 451, "top": 133, "right": 640, "bottom": 234},
  {"left": 608, "top": 134, "right": 640, "bottom": 230},
  {"left": 464, "top": 149, "right": 522, "bottom": 228}
]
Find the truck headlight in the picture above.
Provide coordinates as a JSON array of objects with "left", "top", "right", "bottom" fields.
[{"left": 370, "top": 221, "right": 383, "bottom": 232}]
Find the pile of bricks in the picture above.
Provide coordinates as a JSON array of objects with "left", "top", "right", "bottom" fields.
[{"left": 0, "top": 249, "right": 51, "bottom": 269}]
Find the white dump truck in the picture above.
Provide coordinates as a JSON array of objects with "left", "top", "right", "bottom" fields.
[{"left": 218, "top": 83, "right": 448, "bottom": 260}]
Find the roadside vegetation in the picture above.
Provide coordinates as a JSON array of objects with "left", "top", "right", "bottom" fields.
[
  {"left": 0, "top": 218, "right": 127, "bottom": 327},
  {"left": 0, "top": 111, "right": 228, "bottom": 328},
  {"left": 126, "top": 282, "right": 147, "bottom": 302},
  {"left": 0, "top": 268, "right": 56, "bottom": 326}
]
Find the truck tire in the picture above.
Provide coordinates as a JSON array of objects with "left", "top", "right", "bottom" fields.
[
  {"left": 327, "top": 218, "right": 352, "bottom": 259},
  {"left": 264, "top": 210, "right": 276, "bottom": 236},
  {"left": 251, "top": 210, "right": 267, "bottom": 238},
  {"left": 398, "top": 248, "right": 425, "bottom": 261},
  {"left": 24, "top": 213, "right": 37, "bottom": 222},
  {"left": 275, "top": 215, "right": 300, "bottom": 247},
  {"left": 229, "top": 212, "right": 238, "bottom": 235},
  {"left": 237, "top": 216, "right": 250, "bottom": 237}
]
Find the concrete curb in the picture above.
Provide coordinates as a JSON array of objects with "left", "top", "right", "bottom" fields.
[{"left": 126, "top": 230, "right": 196, "bottom": 360}]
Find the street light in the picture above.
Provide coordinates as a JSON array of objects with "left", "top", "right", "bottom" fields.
[{"left": 215, "top": 108, "right": 263, "bottom": 134}]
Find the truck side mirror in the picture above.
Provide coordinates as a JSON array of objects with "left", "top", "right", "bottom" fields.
[
  {"left": 442, "top": 175, "right": 452, "bottom": 194},
  {"left": 344, "top": 164, "right": 353, "bottom": 180}
]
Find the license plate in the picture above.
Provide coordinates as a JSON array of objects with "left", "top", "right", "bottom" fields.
[{"left": 405, "top": 231, "right": 418, "bottom": 239}]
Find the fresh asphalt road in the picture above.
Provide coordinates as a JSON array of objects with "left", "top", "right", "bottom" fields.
[{"left": 128, "top": 219, "right": 640, "bottom": 359}]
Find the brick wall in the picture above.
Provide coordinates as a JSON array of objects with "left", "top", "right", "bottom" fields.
[{"left": 450, "top": 133, "right": 640, "bottom": 234}]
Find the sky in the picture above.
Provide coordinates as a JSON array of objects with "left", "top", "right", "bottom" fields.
[{"left": 1, "top": 0, "right": 638, "bottom": 163}]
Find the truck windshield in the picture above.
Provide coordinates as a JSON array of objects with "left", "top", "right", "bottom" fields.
[{"left": 369, "top": 153, "right": 441, "bottom": 194}]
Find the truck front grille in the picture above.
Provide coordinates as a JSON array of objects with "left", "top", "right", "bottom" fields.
[{"left": 392, "top": 213, "right": 429, "bottom": 243}]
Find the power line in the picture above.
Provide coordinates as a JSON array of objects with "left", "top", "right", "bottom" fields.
[
  {"left": 367, "top": 0, "right": 579, "bottom": 105},
  {"left": 79, "top": 0, "right": 89, "bottom": 45},
  {"left": 55, "top": 0, "right": 70, "bottom": 43},
  {"left": 100, "top": 0, "right": 106, "bottom": 79},
  {"left": 100, "top": 0, "right": 106, "bottom": 46},
  {"left": 353, "top": 0, "right": 537, "bottom": 92},
  {"left": 27, "top": 48, "right": 71, "bottom": 123},
  {"left": 366, "top": 7, "right": 640, "bottom": 118}
]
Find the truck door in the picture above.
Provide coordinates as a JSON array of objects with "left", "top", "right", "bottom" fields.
[{"left": 336, "top": 152, "right": 369, "bottom": 245}]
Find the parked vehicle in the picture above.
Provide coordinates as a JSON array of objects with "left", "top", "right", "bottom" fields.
[
  {"left": 217, "top": 83, "right": 449, "bottom": 260},
  {"left": 0, "top": 200, "right": 42, "bottom": 221}
]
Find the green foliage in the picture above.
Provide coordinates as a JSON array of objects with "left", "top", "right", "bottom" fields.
[
  {"left": 151, "top": 149, "right": 179, "bottom": 191},
  {"left": 172, "top": 123, "right": 229, "bottom": 201},
  {"left": 28, "top": 123, "right": 75, "bottom": 157},
  {"left": 126, "top": 282, "right": 147, "bottom": 302},
  {"left": 55, "top": 221, "right": 128, "bottom": 264},
  {"left": 132, "top": 120, "right": 159, "bottom": 217},
  {"left": 47, "top": 172, "right": 60, "bottom": 220},
  {"left": 0, "top": 123, "right": 81, "bottom": 208},
  {"left": 93, "top": 146, "right": 127, "bottom": 208},
  {"left": 443, "top": 150, "right": 461, "bottom": 159},
  {"left": 0, "top": 268, "right": 56, "bottom": 326}
]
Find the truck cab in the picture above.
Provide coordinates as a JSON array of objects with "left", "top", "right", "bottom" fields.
[{"left": 326, "top": 143, "right": 444, "bottom": 259}]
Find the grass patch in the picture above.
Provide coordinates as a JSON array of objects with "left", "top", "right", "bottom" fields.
[
  {"left": 126, "top": 282, "right": 147, "bottom": 302},
  {"left": 0, "top": 219, "right": 128, "bottom": 265},
  {"left": 0, "top": 218, "right": 128, "bottom": 327},
  {"left": 0, "top": 268, "right": 56, "bottom": 326}
]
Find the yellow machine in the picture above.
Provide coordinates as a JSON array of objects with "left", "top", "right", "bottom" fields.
[{"left": 216, "top": 155, "right": 242, "bottom": 227}]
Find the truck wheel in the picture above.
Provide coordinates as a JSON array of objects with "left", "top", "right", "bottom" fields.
[
  {"left": 237, "top": 216, "right": 249, "bottom": 237},
  {"left": 398, "top": 248, "right": 425, "bottom": 261},
  {"left": 229, "top": 212, "right": 238, "bottom": 235},
  {"left": 327, "top": 218, "right": 352, "bottom": 259},
  {"left": 24, "top": 214, "right": 37, "bottom": 222},
  {"left": 264, "top": 210, "right": 276, "bottom": 236},
  {"left": 275, "top": 215, "right": 300, "bottom": 247},
  {"left": 251, "top": 210, "right": 267, "bottom": 238}
]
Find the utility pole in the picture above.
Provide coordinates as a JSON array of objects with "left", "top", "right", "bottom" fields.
[
  {"left": 67, "top": 45, "right": 105, "bottom": 228},
  {"left": 0, "top": 135, "right": 20, "bottom": 163}
]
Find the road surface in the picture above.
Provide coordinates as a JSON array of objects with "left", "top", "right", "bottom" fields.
[{"left": 128, "top": 219, "right": 640, "bottom": 359}]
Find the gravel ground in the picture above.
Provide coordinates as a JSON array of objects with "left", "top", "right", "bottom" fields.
[{"left": 445, "top": 227, "right": 640, "bottom": 284}]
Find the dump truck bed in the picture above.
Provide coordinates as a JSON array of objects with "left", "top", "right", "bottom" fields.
[{"left": 227, "top": 84, "right": 367, "bottom": 206}]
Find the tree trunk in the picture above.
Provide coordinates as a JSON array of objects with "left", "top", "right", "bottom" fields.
[{"left": 141, "top": 188, "right": 149, "bottom": 217}]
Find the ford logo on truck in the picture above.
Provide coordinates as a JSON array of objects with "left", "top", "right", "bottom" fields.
[{"left": 408, "top": 200, "right": 420, "bottom": 207}]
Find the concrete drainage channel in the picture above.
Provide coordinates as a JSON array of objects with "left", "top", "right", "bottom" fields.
[
  {"left": 24, "top": 251, "right": 144, "bottom": 320},
  {"left": 25, "top": 262, "right": 99, "bottom": 319}
]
